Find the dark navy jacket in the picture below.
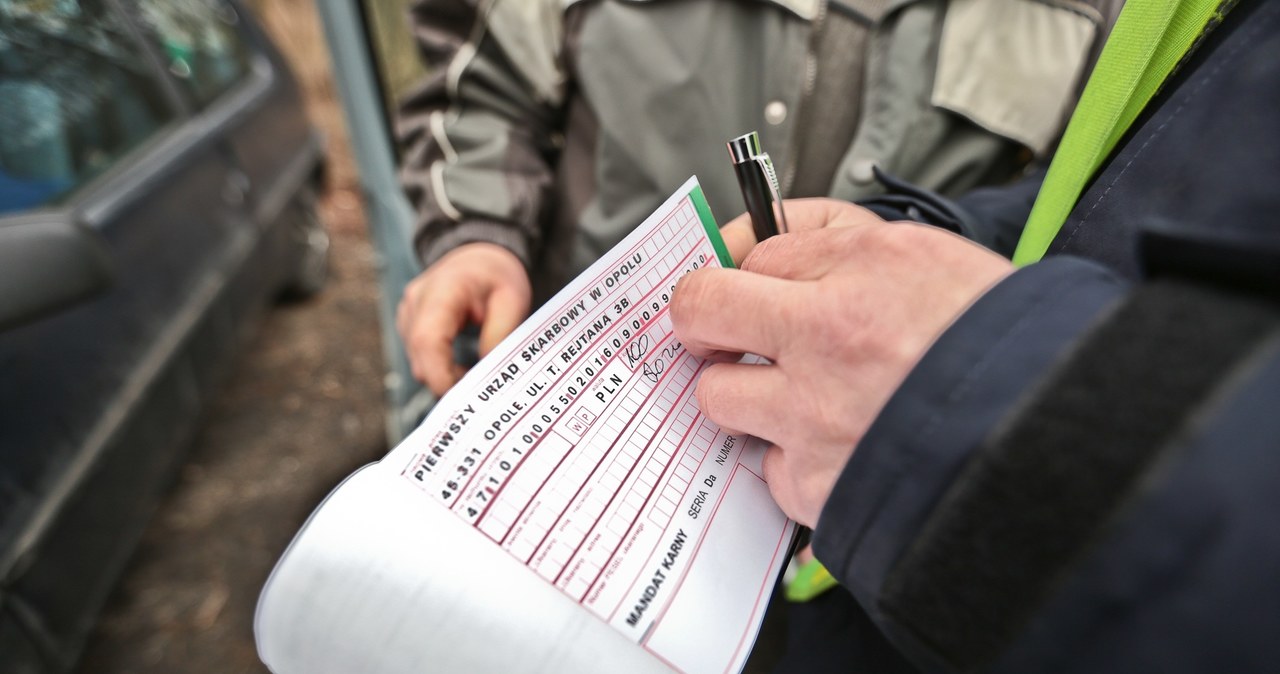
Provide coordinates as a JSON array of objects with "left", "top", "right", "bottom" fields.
[{"left": 812, "top": 2, "right": 1280, "bottom": 671}]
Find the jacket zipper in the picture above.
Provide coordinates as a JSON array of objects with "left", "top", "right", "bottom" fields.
[{"left": 781, "top": 0, "right": 829, "bottom": 197}]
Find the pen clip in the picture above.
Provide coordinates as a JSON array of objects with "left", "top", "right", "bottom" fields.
[{"left": 757, "top": 155, "right": 788, "bottom": 235}]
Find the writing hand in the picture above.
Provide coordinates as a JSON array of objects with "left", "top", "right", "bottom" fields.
[
  {"left": 397, "top": 242, "right": 531, "bottom": 396},
  {"left": 671, "top": 200, "right": 1011, "bottom": 526}
]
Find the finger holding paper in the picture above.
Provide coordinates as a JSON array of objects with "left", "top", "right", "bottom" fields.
[
  {"left": 670, "top": 268, "right": 792, "bottom": 362},
  {"left": 397, "top": 242, "right": 532, "bottom": 395}
]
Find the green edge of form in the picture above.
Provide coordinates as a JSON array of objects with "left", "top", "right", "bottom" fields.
[{"left": 690, "top": 184, "right": 735, "bottom": 270}]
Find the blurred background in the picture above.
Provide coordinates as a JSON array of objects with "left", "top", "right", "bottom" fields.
[
  {"left": 75, "top": 2, "right": 394, "bottom": 670},
  {"left": 0, "top": 0, "right": 430, "bottom": 671},
  {"left": 75, "top": 1, "right": 389, "bottom": 670}
]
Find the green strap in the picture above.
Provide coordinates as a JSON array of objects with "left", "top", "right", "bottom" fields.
[
  {"left": 1012, "top": 0, "right": 1225, "bottom": 266},
  {"left": 785, "top": 558, "right": 839, "bottom": 602}
]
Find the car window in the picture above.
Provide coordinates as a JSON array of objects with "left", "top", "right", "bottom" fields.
[
  {"left": 0, "top": 0, "right": 175, "bottom": 216},
  {"left": 130, "top": 0, "right": 252, "bottom": 108}
]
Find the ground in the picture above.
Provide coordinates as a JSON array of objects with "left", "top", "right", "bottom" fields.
[{"left": 75, "top": 2, "right": 387, "bottom": 671}]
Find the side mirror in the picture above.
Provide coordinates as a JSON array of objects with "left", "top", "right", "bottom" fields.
[{"left": 0, "top": 210, "right": 114, "bottom": 331}]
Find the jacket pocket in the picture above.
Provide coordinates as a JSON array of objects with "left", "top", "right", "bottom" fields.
[{"left": 931, "top": 0, "right": 1101, "bottom": 155}]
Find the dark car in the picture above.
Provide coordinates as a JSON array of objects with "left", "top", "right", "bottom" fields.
[{"left": 0, "top": 0, "right": 327, "bottom": 670}]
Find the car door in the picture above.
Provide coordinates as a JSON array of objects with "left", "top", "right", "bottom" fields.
[
  {"left": 122, "top": 0, "right": 293, "bottom": 391},
  {"left": 129, "top": 0, "right": 324, "bottom": 290}
]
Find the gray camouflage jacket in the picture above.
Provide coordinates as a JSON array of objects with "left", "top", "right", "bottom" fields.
[{"left": 399, "top": 0, "right": 1119, "bottom": 301}]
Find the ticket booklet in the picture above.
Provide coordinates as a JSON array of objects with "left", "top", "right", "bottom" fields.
[{"left": 255, "top": 177, "right": 797, "bottom": 674}]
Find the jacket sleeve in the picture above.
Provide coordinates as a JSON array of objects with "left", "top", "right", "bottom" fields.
[
  {"left": 397, "top": 0, "right": 566, "bottom": 269},
  {"left": 812, "top": 256, "right": 1280, "bottom": 671},
  {"left": 857, "top": 166, "right": 1046, "bottom": 258}
]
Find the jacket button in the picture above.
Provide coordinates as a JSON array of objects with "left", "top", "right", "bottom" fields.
[
  {"left": 851, "top": 158, "right": 878, "bottom": 184},
  {"left": 764, "top": 100, "right": 787, "bottom": 125}
]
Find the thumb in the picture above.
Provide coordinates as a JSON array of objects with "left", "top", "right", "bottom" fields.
[{"left": 478, "top": 286, "right": 530, "bottom": 357}]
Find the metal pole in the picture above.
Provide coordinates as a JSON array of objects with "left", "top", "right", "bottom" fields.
[{"left": 313, "top": 0, "right": 434, "bottom": 444}]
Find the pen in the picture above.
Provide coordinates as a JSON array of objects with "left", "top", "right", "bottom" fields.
[{"left": 727, "top": 130, "right": 789, "bottom": 241}]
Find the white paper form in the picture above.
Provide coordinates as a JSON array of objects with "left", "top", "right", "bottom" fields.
[{"left": 381, "top": 177, "right": 795, "bottom": 673}]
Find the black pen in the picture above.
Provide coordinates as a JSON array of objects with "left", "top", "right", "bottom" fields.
[{"left": 727, "top": 131, "right": 789, "bottom": 241}]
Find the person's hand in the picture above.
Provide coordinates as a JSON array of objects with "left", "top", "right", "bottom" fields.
[
  {"left": 672, "top": 200, "right": 1012, "bottom": 527},
  {"left": 397, "top": 242, "right": 532, "bottom": 395}
]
